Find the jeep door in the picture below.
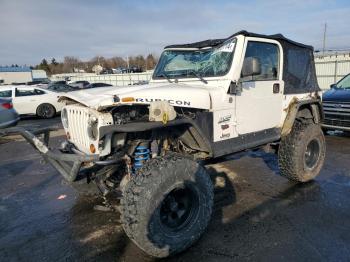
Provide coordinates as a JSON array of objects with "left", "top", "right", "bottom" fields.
[{"left": 235, "top": 38, "right": 284, "bottom": 135}]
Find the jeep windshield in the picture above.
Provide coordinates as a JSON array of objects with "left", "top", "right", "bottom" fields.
[{"left": 153, "top": 38, "right": 236, "bottom": 80}]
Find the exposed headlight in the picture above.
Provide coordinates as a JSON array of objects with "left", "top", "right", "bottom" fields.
[
  {"left": 87, "top": 116, "right": 99, "bottom": 141},
  {"left": 61, "top": 108, "right": 68, "bottom": 128}
]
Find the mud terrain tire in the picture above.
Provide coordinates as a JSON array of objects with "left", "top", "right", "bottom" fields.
[
  {"left": 278, "top": 121, "right": 326, "bottom": 182},
  {"left": 120, "top": 154, "right": 213, "bottom": 258}
]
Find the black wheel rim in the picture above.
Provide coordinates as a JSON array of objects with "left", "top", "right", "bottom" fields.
[
  {"left": 40, "top": 105, "right": 52, "bottom": 118},
  {"left": 160, "top": 186, "right": 199, "bottom": 232},
  {"left": 304, "top": 139, "right": 320, "bottom": 169}
]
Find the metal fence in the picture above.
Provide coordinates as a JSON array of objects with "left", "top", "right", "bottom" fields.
[
  {"left": 65, "top": 72, "right": 153, "bottom": 86},
  {"left": 315, "top": 52, "right": 350, "bottom": 90}
]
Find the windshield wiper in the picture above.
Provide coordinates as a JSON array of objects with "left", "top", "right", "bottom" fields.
[
  {"left": 158, "top": 72, "right": 173, "bottom": 83},
  {"left": 187, "top": 70, "right": 208, "bottom": 84}
]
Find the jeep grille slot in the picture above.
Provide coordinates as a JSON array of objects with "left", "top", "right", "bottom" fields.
[{"left": 66, "top": 107, "right": 92, "bottom": 153}]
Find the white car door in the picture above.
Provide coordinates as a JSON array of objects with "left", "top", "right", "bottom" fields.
[
  {"left": 235, "top": 38, "right": 284, "bottom": 135},
  {"left": 13, "top": 87, "right": 41, "bottom": 114}
]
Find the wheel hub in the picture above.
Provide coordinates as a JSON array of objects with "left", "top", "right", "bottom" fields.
[
  {"left": 160, "top": 187, "right": 198, "bottom": 231},
  {"left": 43, "top": 106, "right": 49, "bottom": 116},
  {"left": 304, "top": 139, "right": 320, "bottom": 169}
]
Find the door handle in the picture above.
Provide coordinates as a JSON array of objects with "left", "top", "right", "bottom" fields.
[{"left": 273, "top": 83, "right": 280, "bottom": 93}]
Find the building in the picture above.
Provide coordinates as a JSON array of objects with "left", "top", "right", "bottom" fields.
[
  {"left": 32, "top": 69, "right": 48, "bottom": 81},
  {"left": 0, "top": 67, "right": 47, "bottom": 84}
]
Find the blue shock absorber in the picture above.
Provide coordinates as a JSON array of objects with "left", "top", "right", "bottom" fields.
[{"left": 133, "top": 145, "right": 150, "bottom": 171}]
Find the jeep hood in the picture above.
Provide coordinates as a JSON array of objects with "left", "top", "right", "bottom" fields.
[{"left": 59, "top": 83, "right": 212, "bottom": 110}]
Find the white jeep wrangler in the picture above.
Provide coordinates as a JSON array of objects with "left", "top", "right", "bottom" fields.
[{"left": 20, "top": 30, "right": 325, "bottom": 258}]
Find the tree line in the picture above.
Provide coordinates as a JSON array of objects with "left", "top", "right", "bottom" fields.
[{"left": 34, "top": 54, "right": 158, "bottom": 75}]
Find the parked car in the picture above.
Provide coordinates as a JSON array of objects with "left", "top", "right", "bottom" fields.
[
  {"left": 26, "top": 80, "right": 50, "bottom": 85},
  {"left": 100, "top": 69, "right": 114, "bottom": 75},
  {"left": 70, "top": 80, "right": 90, "bottom": 89},
  {"left": 86, "top": 82, "right": 113, "bottom": 89},
  {"left": 0, "top": 98, "right": 19, "bottom": 128},
  {"left": 113, "top": 67, "right": 126, "bottom": 74},
  {"left": 51, "top": 80, "right": 67, "bottom": 85},
  {"left": 129, "top": 66, "right": 143, "bottom": 73},
  {"left": 46, "top": 83, "right": 79, "bottom": 92},
  {"left": 0, "top": 86, "right": 63, "bottom": 118},
  {"left": 322, "top": 73, "right": 350, "bottom": 132}
]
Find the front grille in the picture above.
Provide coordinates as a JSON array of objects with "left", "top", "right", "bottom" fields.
[
  {"left": 66, "top": 106, "right": 92, "bottom": 153},
  {"left": 322, "top": 101, "right": 350, "bottom": 128},
  {"left": 323, "top": 119, "right": 350, "bottom": 128}
]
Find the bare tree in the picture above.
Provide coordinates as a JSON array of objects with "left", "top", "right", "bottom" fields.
[
  {"left": 34, "top": 53, "right": 159, "bottom": 75},
  {"left": 146, "top": 54, "right": 158, "bottom": 70},
  {"left": 62, "top": 56, "right": 82, "bottom": 73}
]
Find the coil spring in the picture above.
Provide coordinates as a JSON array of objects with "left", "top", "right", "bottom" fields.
[{"left": 133, "top": 145, "right": 150, "bottom": 171}]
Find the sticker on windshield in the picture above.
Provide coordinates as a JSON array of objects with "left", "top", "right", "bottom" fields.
[{"left": 216, "top": 42, "right": 235, "bottom": 53}]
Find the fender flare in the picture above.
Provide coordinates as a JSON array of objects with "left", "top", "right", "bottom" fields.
[{"left": 281, "top": 98, "right": 323, "bottom": 137}]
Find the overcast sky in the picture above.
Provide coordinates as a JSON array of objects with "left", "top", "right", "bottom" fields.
[{"left": 1, "top": 0, "right": 349, "bottom": 65}]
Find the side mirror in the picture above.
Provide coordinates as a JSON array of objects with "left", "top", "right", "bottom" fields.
[
  {"left": 330, "top": 84, "right": 337, "bottom": 89},
  {"left": 241, "top": 57, "right": 261, "bottom": 77}
]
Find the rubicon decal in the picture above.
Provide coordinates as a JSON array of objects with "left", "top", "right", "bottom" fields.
[{"left": 136, "top": 98, "right": 191, "bottom": 106}]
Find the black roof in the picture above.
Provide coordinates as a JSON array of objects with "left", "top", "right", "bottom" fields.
[{"left": 165, "top": 30, "right": 313, "bottom": 50}]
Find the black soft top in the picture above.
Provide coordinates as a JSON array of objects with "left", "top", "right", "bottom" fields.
[
  {"left": 165, "top": 30, "right": 319, "bottom": 95},
  {"left": 165, "top": 30, "right": 313, "bottom": 50}
]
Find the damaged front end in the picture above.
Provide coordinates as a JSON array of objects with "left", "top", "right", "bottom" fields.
[{"left": 9, "top": 100, "right": 211, "bottom": 197}]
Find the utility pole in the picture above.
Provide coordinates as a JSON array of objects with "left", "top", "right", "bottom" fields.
[{"left": 322, "top": 23, "right": 327, "bottom": 55}]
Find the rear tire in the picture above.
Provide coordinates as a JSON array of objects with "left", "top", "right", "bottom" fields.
[
  {"left": 120, "top": 154, "right": 213, "bottom": 258},
  {"left": 36, "top": 103, "right": 56, "bottom": 118},
  {"left": 278, "top": 121, "right": 326, "bottom": 182}
]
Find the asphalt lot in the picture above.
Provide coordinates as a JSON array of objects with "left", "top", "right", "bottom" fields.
[{"left": 1, "top": 117, "right": 350, "bottom": 262}]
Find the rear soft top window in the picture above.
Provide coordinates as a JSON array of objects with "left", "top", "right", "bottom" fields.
[{"left": 282, "top": 41, "right": 319, "bottom": 94}]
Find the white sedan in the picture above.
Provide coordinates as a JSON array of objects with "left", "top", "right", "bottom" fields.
[{"left": 0, "top": 85, "right": 64, "bottom": 118}]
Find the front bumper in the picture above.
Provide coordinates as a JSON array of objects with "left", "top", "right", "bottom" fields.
[{"left": 4, "top": 127, "right": 99, "bottom": 182}]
